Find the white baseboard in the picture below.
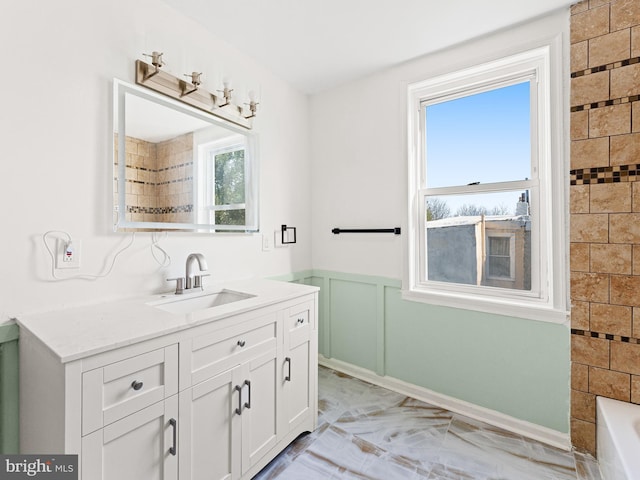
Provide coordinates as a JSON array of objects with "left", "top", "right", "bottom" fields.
[{"left": 318, "top": 355, "right": 571, "bottom": 451}]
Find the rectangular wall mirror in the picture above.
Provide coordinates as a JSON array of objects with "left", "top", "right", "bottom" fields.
[{"left": 113, "top": 79, "right": 259, "bottom": 233}]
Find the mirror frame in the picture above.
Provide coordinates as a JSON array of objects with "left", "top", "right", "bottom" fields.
[{"left": 113, "top": 79, "right": 259, "bottom": 233}]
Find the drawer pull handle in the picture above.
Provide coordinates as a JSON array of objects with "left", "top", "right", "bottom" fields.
[
  {"left": 235, "top": 385, "right": 243, "bottom": 415},
  {"left": 285, "top": 357, "right": 291, "bottom": 382},
  {"left": 297, "top": 318, "right": 304, "bottom": 324},
  {"left": 244, "top": 380, "right": 251, "bottom": 410},
  {"left": 131, "top": 380, "right": 144, "bottom": 391},
  {"left": 169, "top": 418, "right": 177, "bottom": 456},
  {"left": 237, "top": 340, "right": 246, "bottom": 347}
]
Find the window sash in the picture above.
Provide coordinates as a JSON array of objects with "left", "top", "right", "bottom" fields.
[
  {"left": 421, "top": 78, "right": 535, "bottom": 191},
  {"left": 418, "top": 180, "right": 539, "bottom": 298}
]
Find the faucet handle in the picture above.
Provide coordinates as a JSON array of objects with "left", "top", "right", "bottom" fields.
[
  {"left": 167, "top": 277, "right": 185, "bottom": 295},
  {"left": 193, "top": 274, "right": 210, "bottom": 289}
]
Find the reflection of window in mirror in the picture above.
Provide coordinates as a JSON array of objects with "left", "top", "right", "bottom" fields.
[{"left": 196, "top": 134, "right": 247, "bottom": 228}]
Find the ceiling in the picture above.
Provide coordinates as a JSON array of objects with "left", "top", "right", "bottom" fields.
[{"left": 161, "top": 0, "right": 574, "bottom": 94}]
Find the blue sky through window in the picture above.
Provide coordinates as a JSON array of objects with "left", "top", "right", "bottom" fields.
[{"left": 425, "top": 81, "right": 531, "bottom": 216}]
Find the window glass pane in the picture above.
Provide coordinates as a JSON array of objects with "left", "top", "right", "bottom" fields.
[
  {"left": 425, "top": 82, "right": 531, "bottom": 188},
  {"left": 215, "top": 209, "right": 245, "bottom": 226},
  {"left": 489, "top": 237, "right": 510, "bottom": 256},
  {"left": 488, "top": 255, "right": 511, "bottom": 278},
  {"left": 214, "top": 150, "right": 245, "bottom": 205},
  {"left": 425, "top": 190, "right": 531, "bottom": 291}
]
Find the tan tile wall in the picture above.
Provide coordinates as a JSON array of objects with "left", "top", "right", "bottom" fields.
[
  {"left": 114, "top": 133, "right": 194, "bottom": 225},
  {"left": 156, "top": 133, "right": 194, "bottom": 224},
  {"left": 570, "top": 0, "right": 640, "bottom": 455},
  {"left": 116, "top": 136, "right": 160, "bottom": 223}
]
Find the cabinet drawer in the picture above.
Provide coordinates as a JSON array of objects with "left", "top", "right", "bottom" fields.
[
  {"left": 288, "top": 308, "right": 309, "bottom": 330},
  {"left": 189, "top": 314, "right": 277, "bottom": 386},
  {"left": 287, "top": 302, "right": 313, "bottom": 348},
  {"left": 82, "top": 344, "right": 178, "bottom": 435}
]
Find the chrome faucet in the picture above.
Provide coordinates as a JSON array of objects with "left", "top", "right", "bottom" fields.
[
  {"left": 185, "top": 253, "right": 208, "bottom": 290},
  {"left": 167, "top": 253, "right": 209, "bottom": 294}
]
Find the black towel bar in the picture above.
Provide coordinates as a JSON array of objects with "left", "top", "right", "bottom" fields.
[{"left": 331, "top": 227, "right": 401, "bottom": 235}]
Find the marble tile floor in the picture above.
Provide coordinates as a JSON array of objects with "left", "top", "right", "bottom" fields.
[{"left": 254, "top": 366, "right": 602, "bottom": 480}]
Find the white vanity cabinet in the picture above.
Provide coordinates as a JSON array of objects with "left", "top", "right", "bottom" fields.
[{"left": 19, "top": 280, "right": 318, "bottom": 480}]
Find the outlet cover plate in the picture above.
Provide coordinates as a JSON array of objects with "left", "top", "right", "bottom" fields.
[{"left": 56, "top": 238, "right": 82, "bottom": 269}]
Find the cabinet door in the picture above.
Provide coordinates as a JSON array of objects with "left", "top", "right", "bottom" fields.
[
  {"left": 81, "top": 395, "right": 178, "bottom": 480},
  {"left": 281, "top": 300, "right": 315, "bottom": 434},
  {"left": 282, "top": 339, "right": 312, "bottom": 432},
  {"left": 241, "top": 349, "right": 279, "bottom": 475},
  {"left": 179, "top": 368, "right": 242, "bottom": 480}
]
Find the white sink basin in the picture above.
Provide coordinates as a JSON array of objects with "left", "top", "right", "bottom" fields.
[{"left": 149, "top": 289, "right": 255, "bottom": 314}]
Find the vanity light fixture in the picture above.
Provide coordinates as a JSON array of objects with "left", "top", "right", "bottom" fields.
[
  {"left": 142, "top": 51, "right": 165, "bottom": 80},
  {"left": 244, "top": 90, "right": 259, "bottom": 119},
  {"left": 181, "top": 71, "right": 202, "bottom": 97},
  {"left": 218, "top": 77, "right": 233, "bottom": 107},
  {"left": 135, "top": 52, "right": 257, "bottom": 129}
]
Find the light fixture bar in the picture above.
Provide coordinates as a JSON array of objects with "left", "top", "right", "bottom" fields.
[{"left": 135, "top": 60, "right": 253, "bottom": 130}]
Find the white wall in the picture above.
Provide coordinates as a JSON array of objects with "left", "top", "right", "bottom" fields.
[
  {"left": 0, "top": 0, "right": 312, "bottom": 321},
  {"left": 307, "top": 10, "right": 571, "bottom": 437},
  {"left": 310, "top": 9, "right": 569, "bottom": 279}
]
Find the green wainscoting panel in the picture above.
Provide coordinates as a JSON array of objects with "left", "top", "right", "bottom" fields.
[
  {"left": 0, "top": 323, "right": 19, "bottom": 453},
  {"left": 308, "top": 277, "right": 327, "bottom": 356},
  {"left": 383, "top": 287, "right": 570, "bottom": 432},
  {"left": 329, "top": 279, "right": 378, "bottom": 372},
  {"left": 305, "top": 270, "right": 569, "bottom": 434}
]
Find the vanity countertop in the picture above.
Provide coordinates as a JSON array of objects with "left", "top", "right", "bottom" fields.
[{"left": 17, "top": 278, "right": 318, "bottom": 363}]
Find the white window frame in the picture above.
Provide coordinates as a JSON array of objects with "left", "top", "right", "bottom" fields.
[
  {"left": 404, "top": 46, "right": 567, "bottom": 324},
  {"left": 203, "top": 136, "right": 246, "bottom": 216},
  {"left": 195, "top": 134, "right": 256, "bottom": 230}
]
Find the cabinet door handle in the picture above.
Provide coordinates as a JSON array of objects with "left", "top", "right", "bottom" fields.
[
  {"left": 131, "top": 380, "right": 144, "bottom": 391},
  {"left": 237, "top": 340, "right": 246, "bottom": 347},
  {"left": 169, "top": 418, "right": 177, "bottom": 456},
  {"left": 297, "top": 318, "right": 304, "bottom": 324},
  {"left": 284, "top": 357, "right": 291, "bottom": 382},
  {"left": 244, "top": 380, "right": 251, "bottom": 410},
  {"left": 234, "top": 385, "right": 243, "bottom": 415}
]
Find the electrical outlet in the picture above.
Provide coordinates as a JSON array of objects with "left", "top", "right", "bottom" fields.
[
  {"left": 56, "top": 238, "right": 82, "bottom": 269},
  {"left": 262, "top": 234, "right": 271, "bottom": 252}
]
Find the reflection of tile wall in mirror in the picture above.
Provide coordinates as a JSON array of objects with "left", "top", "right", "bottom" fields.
[
  {"left": 115, "top": 132, "right": 194, "bottom": 225},
  {"left": 156, "top": 132, "right": 194, "bottom": 224},
  {"left": 125, "top": 136, "right": 160, "bottom": 223}
]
